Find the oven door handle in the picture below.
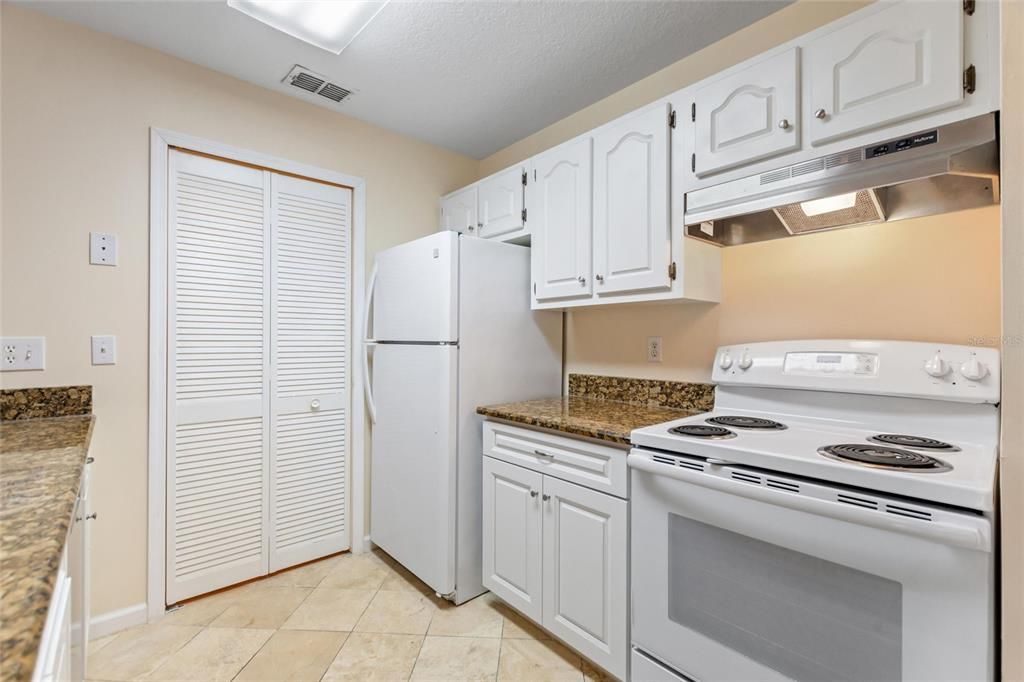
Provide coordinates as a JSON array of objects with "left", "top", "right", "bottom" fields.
[{"left": 628, "top": 454, "right": 990, "bottom": 552}]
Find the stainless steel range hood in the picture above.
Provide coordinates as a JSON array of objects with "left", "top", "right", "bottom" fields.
[{"left": 685, "top": 113, "right": 1000, "bottom": 247}]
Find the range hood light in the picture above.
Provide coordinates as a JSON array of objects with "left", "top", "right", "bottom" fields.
[
  {"left": 799, "top": 192, "right": 858, "bottom": 217},
  {"left": 227, "top": 0, "right": 388, "bottom": 54}
]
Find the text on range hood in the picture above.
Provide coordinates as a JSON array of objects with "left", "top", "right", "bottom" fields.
[{"left": 685, "top": 114, "right": 1000, "bottom": 247}]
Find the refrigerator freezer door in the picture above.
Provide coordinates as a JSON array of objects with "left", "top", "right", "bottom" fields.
[
  {"left": 370, "top": 343, "right": 458, "bottom": 594},
  {"left": 373, "top": 231, "right": 458, "bottom": 343}
]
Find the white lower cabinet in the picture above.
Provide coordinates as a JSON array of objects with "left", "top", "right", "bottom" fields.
[
  {"left": 542, "top": 475, "right": 627, "bottom": 681},
  {"left": 483, "top": 456, "right": 544, "bottom": 622},
  {"left": 483, "top": 437, "right": 628, "bottom": 681}
]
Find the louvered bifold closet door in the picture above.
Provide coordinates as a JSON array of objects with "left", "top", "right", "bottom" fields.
[
  {"left": 167, "top": 151, "right": 271, "bottom": 603},
  {"left": 269, "top": 174, "right": 352, "bottom": 572}
]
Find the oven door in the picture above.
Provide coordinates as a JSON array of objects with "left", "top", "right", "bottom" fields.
[{"left": 628, "top": 449, "right": 994, "bottom": 682}]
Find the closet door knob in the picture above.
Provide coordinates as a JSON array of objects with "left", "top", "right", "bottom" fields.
[{"left": 310, "top": 399, "right": 321, "bottom": 411}]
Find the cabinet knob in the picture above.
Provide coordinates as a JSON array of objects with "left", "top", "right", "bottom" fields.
[
  {"left": 310, "top": 398, "right": 321, "bottom": 411},
  {"left": 778, "top": 118, "right": 790, "bottom": 130},
  {"left": 595, "top": 274, "right": 605, "bottom": 283},
  {"left": 542, "top": 494, "right": 551, "bottom": 502},
  {"left": 86, "top": 456, "right": 95, "bottom": 464},
  {"left": 477, "top": 222, "right": 483, "bottom": 229},
  {"left": 530, "top": 490, "right": 539, "bottom": 498},
  {"left": 86, "top": 512, "right": 98, "bottom": 521},
  {"left": 467, "top": 224, "right": 474, "bottom": 232},
  {"left": 577, "top": 276, "right": 586, "bottom": 286},
  {"left": 814, "top": 108, "right": 828, "bottom": 120}
]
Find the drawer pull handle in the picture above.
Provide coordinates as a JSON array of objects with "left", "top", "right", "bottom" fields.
[
  {"left": 533, "top": 449, "right": 554, "bottom": 459},
  {"left": 530, "top": 490, "right": 538, "bottom": 498},
  {"left": 86, "top": 456, "right": 95, "bottom": 464}
]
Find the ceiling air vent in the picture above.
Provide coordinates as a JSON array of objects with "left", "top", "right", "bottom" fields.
[{"left": 283, "top": 65, "right": 353, "bottom": 105}]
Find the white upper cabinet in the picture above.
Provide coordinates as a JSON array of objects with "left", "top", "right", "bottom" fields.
[
  {"left": 529, "top": 136, "right": 593, "bottom": 302},
  {"left": 440, "top": 186, "right": 478, "bottom": 235},
  {"left": 692, "top": 48, "right": 801, "bottom": 177},
  {"left": 806, "top": 0, "right": 964, "bottom": 146},
  {"left": 592, "top": 102, "right": 673, "bottom": 297},
  {"left": 478, "top": 165, "right": 526, "bottom": 240}
]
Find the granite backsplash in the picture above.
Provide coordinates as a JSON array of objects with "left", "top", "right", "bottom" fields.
[
  {"left": 568, "top": 373, "right": 715, "bottom": 412},
  {"left": 0, "top": 386, "right": 93, "bottom": 421}
]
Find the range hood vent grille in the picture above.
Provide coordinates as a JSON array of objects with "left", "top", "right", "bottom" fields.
[{"left": 283, "top": 65, "right": 353, "bottom": 105}]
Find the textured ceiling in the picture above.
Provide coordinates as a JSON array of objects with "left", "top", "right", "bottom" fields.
[{"left": 21, "top": 0, "right": 792, "bottom": 159}]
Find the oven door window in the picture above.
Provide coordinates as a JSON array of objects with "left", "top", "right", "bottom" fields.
[{"left": 668, "top": 514, "right": 902, "bottom": 682}]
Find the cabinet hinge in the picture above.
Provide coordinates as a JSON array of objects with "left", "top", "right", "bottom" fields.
[
  {"left": 669, "top": 110, "right": 677, "bottom": 129},
  {"left": 963, "top": 0, "right": 975, "bottom": 15},
  {"left": 521, "top": 208, "right": 528, "bottom": 223},
  {"left": 964, "top": 64, "right": 976, "bottom": 94},
  {"left": 691, "top": 153, "right": 696, "bottom": 173},
  {"left": 522, "top": 170, "right": 528, "bottom": 186},
  {"left": 691, "top": 102, "right": 696, "bottom": 122},
  {"left": 533, "top": 282, "right": 537, "bottom": 295},
  {"left": 668, "top": 261, "right": 677, "bottom": 281}
]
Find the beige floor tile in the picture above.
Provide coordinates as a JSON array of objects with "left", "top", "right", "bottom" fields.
[
  {"left": 497, "top": 638, "right": 584, "bottom": 682},
  {"left": 379, "top": 561, "right": 435, "bottom": 595},
  {"left": 143, "top": 627, "right": 273, "bottom": 681},
  {"left": 159, "top": 592, "right": 234, "bottom": 626},
  {"left": 234, "top": 629, "right": 348, "bottom": 681},
  {"left": 355, "top": 589, "right": 438, "bottom": 635},
  {"left": 208, "top": 584, "right": 311, "bottom": 629},
  {"left": 87, "top": 633, "right": 119, "bottom": 656},
  {"left": 321, "top": 632, "right": 424, "bottom": 681},
  {"left": 411, "top": 635, "right": 501, "bottom": 681},
  {"left": 261, "top": 555, "right": 344, "bottom": 588},
  {"left": 86, "top": 624, "right": 201, "bottom": 681},
  {"left": 281, "top": 587, "right": 376, "bottom": 631},
  {"left": 320, "top": 551, "right": 394, "bottom": 590},
  {"left": 428, "top": 593, "right": 504, "bottom": 638},
  {"left": 492, "top": 600, "right": 551, "bottom": 640}
]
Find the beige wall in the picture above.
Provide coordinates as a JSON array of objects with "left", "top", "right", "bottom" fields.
[
  {"left": 1001, "top": 0, "right": 1023, "bottom": 679},
  {"left": 0, "top": 5, "right": 477, "bottom": 617},
  {"left": 480, "top": 0, "right": 1002, "bottom": 385}
]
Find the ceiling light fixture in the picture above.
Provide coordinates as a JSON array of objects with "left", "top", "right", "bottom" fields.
[
  {"left": 799, "top": 192, "right": 859, "bottom": 217},
  {"left": 227, "top": 0, "right": 388, "bottom": 55}
]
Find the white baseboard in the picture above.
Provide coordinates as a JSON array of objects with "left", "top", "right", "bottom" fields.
[{"left": 90, "top": 602, "right": 147, "bottom": 640}]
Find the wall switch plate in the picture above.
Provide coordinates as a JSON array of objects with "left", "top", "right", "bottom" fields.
[
  {"left": 2, "top": 337, "right": 46, "bottom": 371},
  {"left": 91, "top": 335, "right": 117, "bottom": 365},
  {"left": 647, "top": 336, "right": 663, "bottom": 363},
  {"left": 90, "top": 232, "right": 118, "bottom": 266}
]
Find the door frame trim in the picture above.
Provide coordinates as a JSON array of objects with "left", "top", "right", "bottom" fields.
[{"left": 147, "top": 128, "right": 368, "bottom": 622}]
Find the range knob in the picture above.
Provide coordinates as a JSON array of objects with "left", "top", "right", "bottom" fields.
[
  {"left": 718, "top": 350, "right": 733, "bottom": 370},
  {"left": 738, "top": 351, "right": 753, "bottom": 370},
  {"left": 923, "top": 353, "right": 949, "bottom": 378},
  {"left": 959, "top": 357, "right": 989, "bottom": 382}
]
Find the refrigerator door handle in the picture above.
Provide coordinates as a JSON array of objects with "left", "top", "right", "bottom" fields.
[{"left": 363, "top": 262, "right": 379, "bottom": 425}]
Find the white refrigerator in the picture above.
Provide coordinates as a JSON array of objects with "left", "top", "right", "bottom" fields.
[{"left": 364, "top": 231, "right": 562, "bottom": 603}]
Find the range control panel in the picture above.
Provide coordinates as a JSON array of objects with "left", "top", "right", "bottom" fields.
[
  {"left": 783, "top": 352, "right": 878, "bottom": 377},
  {"left": 712, "top": 340, "right": 1000, "bottom": 404}
]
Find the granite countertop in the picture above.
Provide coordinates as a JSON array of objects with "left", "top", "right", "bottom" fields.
[
  {"left": 0, "top": 408, "right": 94, "bottom": 681},
  {"left": 477, "top": 396, "right": 700, "bottom": 445}
]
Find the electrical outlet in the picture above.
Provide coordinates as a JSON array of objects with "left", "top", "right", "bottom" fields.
[
  {"left": 91, "top": 335, "right": 117, "bottom": 365},
  {"left": 1, "top": 337, "right": 46, "bottom": 371},
  {"left": 90, "top": 232, "right": 118, "bottom": 266},
  {"left": 647, "top": 336, "right": 663, "bottom": 363}
]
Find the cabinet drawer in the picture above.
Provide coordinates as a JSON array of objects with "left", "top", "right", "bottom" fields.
[{"left": 483, "top": 421, "right": 627, "bottom": 498}]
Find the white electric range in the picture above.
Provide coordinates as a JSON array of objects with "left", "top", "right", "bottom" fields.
[{"left": 627, "top": 340, "right": 1000, "bottom": 682}]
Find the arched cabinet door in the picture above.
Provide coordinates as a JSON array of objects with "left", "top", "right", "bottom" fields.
[
  {"left": 593, "top": 102, "right": 672, "bottom": 296},
  {"left": 692, "top": 48, "right": 800, "bottom": 178},
  {"left": 806, "top": 1, "right": 963, "bottom": 146}
]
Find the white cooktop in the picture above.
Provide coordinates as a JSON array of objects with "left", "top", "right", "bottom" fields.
[{"left": 630, "top": 340, "right": 1001, "bottom": 512}]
